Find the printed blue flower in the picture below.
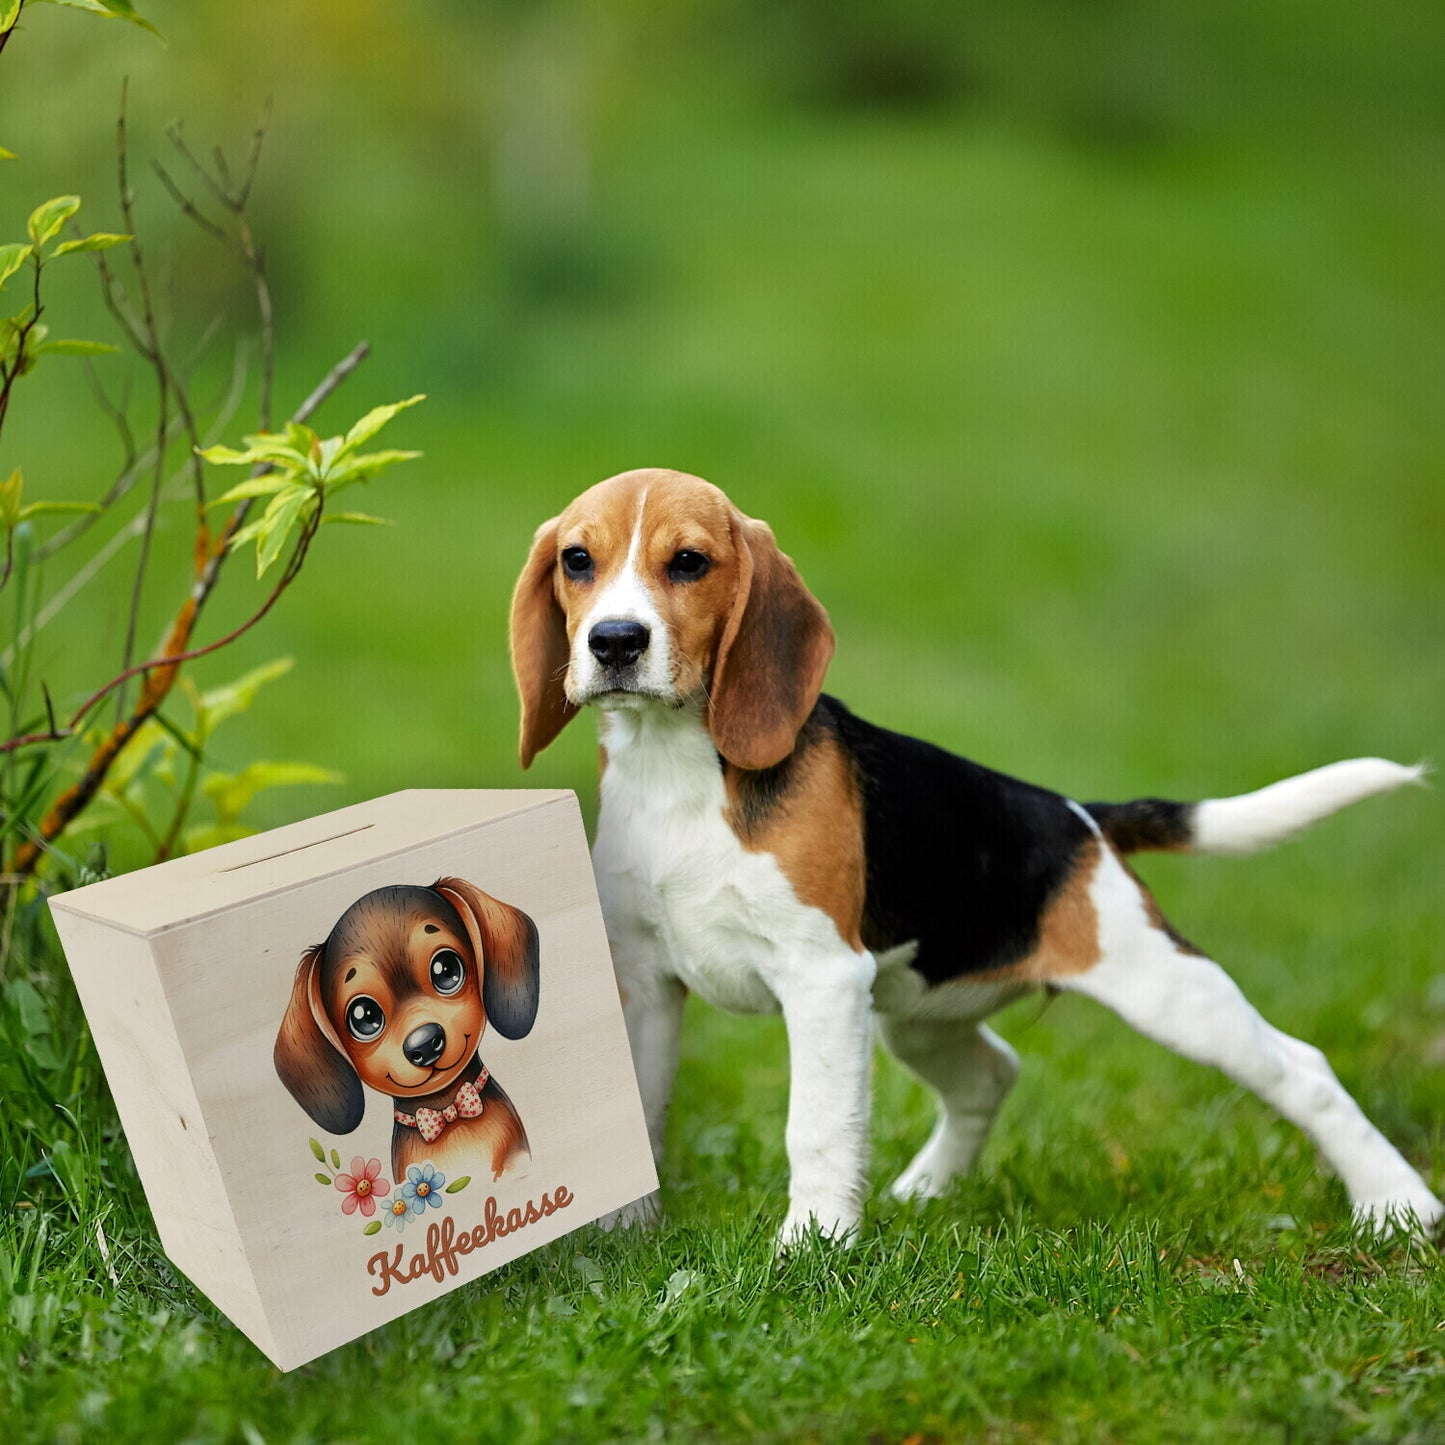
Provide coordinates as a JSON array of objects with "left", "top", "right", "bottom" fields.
[
  {"left": 382, "top": 1195, "right": 413, "bottom": 1231},
  {"left": 402, "top": 1161, "right": 447, "bottom": 1211}
]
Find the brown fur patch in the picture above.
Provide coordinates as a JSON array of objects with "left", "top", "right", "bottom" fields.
[
  {"left": 724, "top": 721, "right": 866, "bottom": 952},
  {"left": 393, "top": 1067, "right": 530, "bottom": 1182},
  {"left": 971, "top": 840, "right": 1103, "bottom": 984}
]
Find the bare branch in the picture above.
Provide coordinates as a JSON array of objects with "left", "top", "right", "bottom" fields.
[
  {"left": 237, "top": 97, "right": 272, "bottom": 211},
  {"left": 6, "top": 340, "right": 370, "bottom": 875},
  {"left": 151, "top": 159, "right": 228, "bottom": 244},
  {"left": 164, "top": 120, "right": 234, "bottom": 211},
  {"left": 31, "top": 333, "right": 249, "bottom": 567}
]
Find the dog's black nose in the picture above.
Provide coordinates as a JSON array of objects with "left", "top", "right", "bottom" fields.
[
  {"left": 402, "top": 1021, "right": 446, "bottom": 1069},
  {"left": 588, "top": 619, "right": 650, "bottom": 668}
]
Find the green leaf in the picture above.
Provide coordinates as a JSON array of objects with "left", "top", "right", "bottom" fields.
[
  {"left": 225, "top": 516, "right": 268, "bottom": 552},
  {"left": 323, "top": 449, "right": 424, "bottom": 493},
  {"left": 180, "top": 821, "right": 254, "bottom": 854},
  {"left": 196, "top": 657, "right": 294, "bottom": 733},
  {"left": 202, "top": 760, "right": 343, "bottom": 821},
  {"left": 444, "top": 1176, "right": 471, "bottom": 1194},
  {"left": 6, "top": 978, "right": 50, "bottom": 1040},
  {"left": 0, "top": 1, "right": 20, "bottom": 32},
  {"left": 33, "top": 339, "right": 119, "bottom": 357},
  {"left": 0, "top": 468, "right": 21, "bottom": 528},
  {"left": 210, "top": 474, "right": 292, "bottom": 507},
  {"left": 330, "top": 1149, "right": 340, "bottom": 1169},
  {"left": 309, "top": 1138, "right": 326, "bottom": 1163},
  {"left": 321, "top": 511, "right": 392, "bottom": 527},
  {"left": 27, "top": 196, "right": 81, "bottom": 249},
  {"left": 362, "top": 1220, "right": 382, "bottom": 1236},
  {"left": 197, "top": 439, "right": 308, "bottom": 471},
  {"left": 334, "top": 394, "right": 425, "bottom": 464},
  {"left": 50, "top": 232, "right": 131, "bottom": 258},
  {"left": 18, "top": 500, "right": 104, "bottom": 519},
  {"left": 0, "top": 148, "right": 15, "bottom": 162},
  {"left": 31, "top": 0, "right": 161, "bottom": 34},
  {"left": 0, "top": 243, "right": 31, "bottom": 291},
  {"left": 254, "top": 488, "right": 311, "bottom": 577},
  {"left": 279, "top": 421, "right": 320, "bottom": 460},
  {"left": 103, "top": 719, "right": 170, "bottom": 794},
  {"left": 314, "top": 1173, "right": 331, "bottom": 1187}
]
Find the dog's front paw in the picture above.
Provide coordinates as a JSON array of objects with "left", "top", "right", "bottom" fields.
[
  {"left": 597, "top": 1190, "right": 662, "bottom": 1233},
  {"left": 776, "top": 1207, "right": 860, "bottom": 1254},
  {"left": 1351, "top": 1187, "right": 1445, "bottom": 1242}
]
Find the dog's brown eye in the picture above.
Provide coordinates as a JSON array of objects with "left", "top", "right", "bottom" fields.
[
  {"left": 430, "top": 948, "right": 466, "bottom": 996},
  {"left": 667, "top": 549, "right": 710, "bottom": 582},
  {"left": 346, "top": 995, "right": 385, "bottom": 1041},
  {"left": 561, "top": 546, "right": 594, "bottom": 580}
]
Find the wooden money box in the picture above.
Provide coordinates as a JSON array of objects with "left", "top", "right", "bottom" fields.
[{"left": 48, "top": 789, "right": 656, "bottom": 1371}]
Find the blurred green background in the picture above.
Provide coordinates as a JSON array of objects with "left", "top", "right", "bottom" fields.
[{"left": 5, "top": 0, "right": 1443, "bottom": 856}]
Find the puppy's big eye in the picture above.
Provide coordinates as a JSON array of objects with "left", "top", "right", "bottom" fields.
[
  {"left": 346, "top": 996, "right": 386, "bottom": 1041},
  {"left": 561, "top": 546, "right": 594, "bottom": 580},
  {"left": 430, "top": 948, "right": 466, "bottom": 996},
  {"left": 667, "top": 549, "right": 710, "bottom": 582}
]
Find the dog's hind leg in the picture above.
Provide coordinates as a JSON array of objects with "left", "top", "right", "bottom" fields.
[
  {"left": 880, "top": 1017, "right": 1020, "bottom": 1200},
  {"left": 1057, "top": 847, "right": 1444, "bottom": 1234}
]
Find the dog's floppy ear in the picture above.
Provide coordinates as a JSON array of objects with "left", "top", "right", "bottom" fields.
[
  {"left": 709, "top": 510, "right": 835, "bottom": 771},
  {"left": 433, "top": 877, "right": 540, "bottom": 1040},
  {"left": 273, "top": 945, "right": 364, "bottom": 1134},
  {"left": 510, "top": 516, "right": 578, "bottom": 769}
]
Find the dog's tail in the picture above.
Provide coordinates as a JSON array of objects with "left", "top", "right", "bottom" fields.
[{"left": 1085, "top": 758, "right": 1427, "bottom": 857}]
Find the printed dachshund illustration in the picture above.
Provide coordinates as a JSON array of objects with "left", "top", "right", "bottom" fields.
[{"left": 274, "top": 877, "right": 540, "bottom": 1182}]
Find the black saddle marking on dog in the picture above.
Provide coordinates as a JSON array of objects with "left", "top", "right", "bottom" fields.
[{"left": 820, "top": 695, "right": 1094, "bottom": 986}]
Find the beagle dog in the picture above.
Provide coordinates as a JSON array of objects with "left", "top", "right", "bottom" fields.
[
  {"left": 274, "top": 878, "right": 540, "bottom": 1182},
  {"left": 510, "top": 467, "right": 1442, "bottom": 1245}
]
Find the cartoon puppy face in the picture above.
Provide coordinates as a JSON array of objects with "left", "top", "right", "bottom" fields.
[
  {"left": 274, "top": 877, "right": 540, "bottom": 1135},
  {"left": 510, "top": 467, "right": 835, "bottom": 772}
]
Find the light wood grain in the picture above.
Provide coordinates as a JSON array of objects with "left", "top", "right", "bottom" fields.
[{"left": 50, "top": 790, "right": 656, "bottom": 1370}]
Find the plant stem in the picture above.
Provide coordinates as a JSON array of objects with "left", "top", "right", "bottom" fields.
[{"left": 5, "top": 341, "right": 368, "bottom": 877}]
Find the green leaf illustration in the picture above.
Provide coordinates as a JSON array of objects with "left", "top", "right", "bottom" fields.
[
  {"left": 445, "top": 1176, "right": 471, "bottom": 1194},
  {"left": 314, "top": 1173, "right": 331, "bottom": 1187},
  {"left": 330, "top": 1149, "right": 340, "bottom": 1169},
  {"left": 309, "top": 1138, "right": 326, "bottom": 1162},
  {"left": 362, "top": 1221, "right": 382, "bottom": 1236}
]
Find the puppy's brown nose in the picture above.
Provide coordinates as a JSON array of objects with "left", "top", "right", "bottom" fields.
[
  {"left": 588, "top": 619, "right": 649, "bottom": 668},
  {"left": 403, "top": 1021, "right": 446, "bottom": 1069}
]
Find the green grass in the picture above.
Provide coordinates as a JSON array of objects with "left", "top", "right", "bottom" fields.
[
  {"left": 4, "top": 1, "right": 1445, "bottom": 1439},
  {"left": 2, "top": 935, "right": 1444, "bottom": 1443}
]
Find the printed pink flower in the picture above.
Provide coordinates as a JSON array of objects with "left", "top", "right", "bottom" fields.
[{"left": 335, "top": 1156, "right": 389, "bottom": 1217}]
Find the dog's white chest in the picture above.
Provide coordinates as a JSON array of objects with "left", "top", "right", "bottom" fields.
[{"left": 592, "top": 709, "right": 845, "bottom": 1015}]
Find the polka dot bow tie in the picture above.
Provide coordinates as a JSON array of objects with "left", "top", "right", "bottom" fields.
[{"left": 394, "top": 1069, "right": 488, "bottom": 1143}]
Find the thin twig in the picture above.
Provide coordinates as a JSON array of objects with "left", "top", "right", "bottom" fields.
[
  {"left": 237, "top": 99, "right": 271, "bottom": 212},
  {"left": 5, "top": 340, "right": 369, "bottom": 876},
  {"left": 82, "top": 354, "right": 139, "bottom": 475},
  {"left": 164, "top": 121, "right": 234, "bottom": 212},
  {"left": 115, "top": 79, "right": 169, "bottom": 718},
  {"left": 150, "top": 160, "right": 228, "bottom": 244},
  {"left": 19, "top": 338, "right": 249, "bottom": 650},
  {"left": 0, "top": 253, "right": 45, "bottom": 447}
]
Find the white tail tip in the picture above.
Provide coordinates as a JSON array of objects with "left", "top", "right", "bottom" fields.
[{"left": 1192, "top": 758, "right": 1426, "bottom": 857}]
